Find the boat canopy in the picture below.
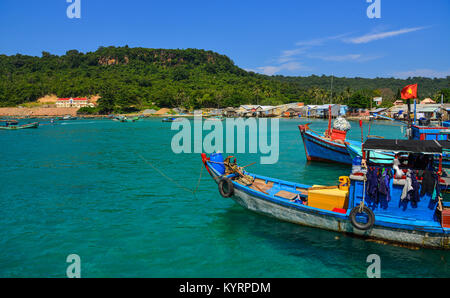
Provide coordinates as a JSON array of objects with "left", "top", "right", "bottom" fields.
[{"left": 363, "top": 139, "right": 450, "bottom": 154}]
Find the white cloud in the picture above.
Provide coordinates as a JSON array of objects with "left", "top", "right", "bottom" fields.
[
  {"left": 393, "top": 69, "right": 450, "bottom": 79},
  {"left": 256, "top": 62, "right": 306, "bottom": 76},
  {"left": 295, "top": 33, "right": 350, "bottom": 47},
  {"left": 309, "top": 54, "right": 361, "bottom": 62},
  {"left": 346, "top": 27, "right": 427, "bottom": 44},
  {"left": 307, "top": 54, "right": 381, "bottom": 62},
  {"left": 277, "top": 48, "right": 308, "bottom": 63}
]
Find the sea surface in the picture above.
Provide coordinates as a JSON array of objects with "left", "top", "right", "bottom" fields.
[{"left": 0, "top": 117, "right": 449, "bottom": 277}]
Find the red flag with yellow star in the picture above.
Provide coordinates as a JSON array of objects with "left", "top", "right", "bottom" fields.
[{"left": 401, "top": 84, "right": 418, "bottom": 99}]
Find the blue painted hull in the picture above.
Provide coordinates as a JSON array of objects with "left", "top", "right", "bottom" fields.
[{"left": 299, "top": 127, "right": 357, "bottom": 164}]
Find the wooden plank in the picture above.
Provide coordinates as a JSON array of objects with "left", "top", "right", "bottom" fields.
[{"left": 274, "top": 190, "right": 299, "bottom": 200}]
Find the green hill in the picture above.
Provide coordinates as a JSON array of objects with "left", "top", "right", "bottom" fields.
[{"left": 0, "top": 46, "right": 448, "bottom": 113}]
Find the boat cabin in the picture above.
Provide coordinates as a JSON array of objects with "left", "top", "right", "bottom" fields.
[
  {"left": 0, "top": 120, "right": 19, "bottom": 126},
  {"left": 411, "top": 124, "right": 450, "bottom": 141},
  {"left": 350, "top": 139, "right": 447, "bottom": 227}
]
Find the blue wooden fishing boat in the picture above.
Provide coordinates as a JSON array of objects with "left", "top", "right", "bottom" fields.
[
  {"left": 345, "top": 119, "right": 450, "bottom": 168},
  {"left": 62, "top": 115, "right": 77, "bottom": 120},
  {"left": 347, "top": 141, "right": 450, "bottom": 169},
  {"left": 411, "top": 123, "right": 450, "bottom": 141},
  {"left": 202, "top": 139, "right": 450, "bottom": 249},
  {"left": 162, "top": 117, "right": 182, "bottom": 122},
  {"left": 298, "top": 123, "right": 361, "bottom": 164},
  {"left": 298, "top": 105, "right": 362, "bottom": 164}
]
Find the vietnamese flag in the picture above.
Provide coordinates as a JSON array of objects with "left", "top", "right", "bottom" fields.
[{"left": 401, "top": 84, "right": 418, "bottom": 100}]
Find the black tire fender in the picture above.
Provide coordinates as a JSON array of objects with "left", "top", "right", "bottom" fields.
[
  {"left": 218, "top": 178, "right": 234, "bottom": 198},
  {"left": 350, "top": 205, "right": 375, "bottom": 230}
]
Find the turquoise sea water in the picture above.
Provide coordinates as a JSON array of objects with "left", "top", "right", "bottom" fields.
[{"left": 0, "top": 118, "right": 449, "bottom": 277}]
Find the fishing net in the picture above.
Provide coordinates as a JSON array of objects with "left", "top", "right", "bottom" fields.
[{"left": 333, "top": 117, "right": 351, "bottom": 131}]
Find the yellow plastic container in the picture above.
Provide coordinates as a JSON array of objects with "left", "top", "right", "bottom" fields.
[{"left": 307, "top": 186, "right": 349, "bottom": 211}]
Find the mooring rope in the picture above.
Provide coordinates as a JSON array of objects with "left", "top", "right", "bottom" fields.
[
  {"left": 359, "top": 175, "right": 367, "bottom": 212},
  {"left": 137, "top": 153, "right": 204, "bottom": 195}
]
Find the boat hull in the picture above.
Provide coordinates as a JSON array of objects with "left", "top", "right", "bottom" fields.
[
  {"left": 299, "top": 126, "right": 353, "bottom": 164},
  {"left": 229, "top": 184, "right": 448, "bottom": 249},
  {"left": 0, "top": 122, "right": 39, "bottom": 130}
]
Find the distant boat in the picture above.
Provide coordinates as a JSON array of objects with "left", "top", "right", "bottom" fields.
[
  {"left": 112, "top": 115, "right": 138, "bottom": 122},
  {"left": 205, "top": 116, "right": 224, "bottom": 122},
  {"left": 120, "top": 117, "right": 138, "bottom": 122},
  {"left": 162, "top": 117, "right": 182, "bottom": 122},
  {"left": 0, "top": 120, "right": 39, "bottom": 130},
  {"left": 62, "top": 115, "right": 77, "bottom": 120}
]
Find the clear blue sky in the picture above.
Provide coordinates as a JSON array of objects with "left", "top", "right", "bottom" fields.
[{"left": 0, "top": 0, "right": 449, "bottom": 78}]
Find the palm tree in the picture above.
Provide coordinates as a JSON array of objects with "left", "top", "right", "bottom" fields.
[{"left": 343, "top": 87, "right": 352, "bottom": 105}]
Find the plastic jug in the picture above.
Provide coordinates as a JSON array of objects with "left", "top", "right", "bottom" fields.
[
  {"left": 352, "top": 156, "right": 362, "bottom": 173},
  {"left": 210, "top": 153, "right": 225, "bottom": 175}
]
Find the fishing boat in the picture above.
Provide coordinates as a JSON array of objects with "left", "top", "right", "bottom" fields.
[
  {"left": 346, "top": 142, "right": 395, "bottom": 164},
  {"left": 352, "top": 112, "right": 450, "bottom": 167},
  {"left": 0, "top": 120, "right": 39, "bottom": 130},
  {"left": 205, "top": 116, "right": 224, "bottom": 122},
  {"left": 299, "top": 123, "right": 361, "bottom": 164},
  {"left": 201, "top": 139, "right": 450, "bottom": 249},
  {"left": 122, "top": 116, "right": 139, "bottom": 122},
  {"left": 62, "top": 115, "right": 77, "bottom": 120},
  {"left": 298, "top": 105, "right": 366, "bottom": 164},
  {"left": 162, "top": 117, "right": 182, "bottom": 122},
  {"left": 411, "top": 124, "right": 450, "bottom": 141},
  {"left": 112, "top": 115, "right": 138, "bottom": 122}
]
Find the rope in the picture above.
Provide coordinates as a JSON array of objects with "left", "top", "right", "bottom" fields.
[
  {"left": 137, "top": 153, "right": 204, "bottom": 195},
  {"left": 359, "top": 174, "right": 367, "bottom": 212}
]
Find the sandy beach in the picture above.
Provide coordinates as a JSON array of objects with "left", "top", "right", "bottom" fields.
[{"left": 0, "top": 107, "right": 79, "bottom": 118}]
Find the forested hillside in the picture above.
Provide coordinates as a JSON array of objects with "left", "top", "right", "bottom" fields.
[{"left": 0, "top": 46, "right": 448, "bottom": 114}]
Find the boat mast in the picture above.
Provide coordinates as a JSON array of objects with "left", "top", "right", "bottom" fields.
[
  {"left": 407, "top": 98, "right": 412, "bottom": 140},
  {"left": 330, "top": 75, "right": 333, "bottom": 104}
]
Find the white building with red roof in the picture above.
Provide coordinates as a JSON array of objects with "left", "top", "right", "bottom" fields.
[{"left": 56, "top": 97, "right": 94, "bottom": 108}]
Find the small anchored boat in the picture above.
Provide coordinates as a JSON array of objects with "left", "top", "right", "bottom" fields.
[
  {"left": 162, "top": 117, "right": 182, "bottom": 122},
  {"left": 202, "top": 139, "right": 450, "bottom": 249},
  {"left": 205, "top": 116, "right": 224, "bottom": 122},
  {"left": 298, "top": 106, "right": 362, "bottom": 164},
  {"left": 62, "top": 115, "right": 77, "bottom": 120},
  {"left": 299, "top": 122, "right": 361, "bottom": 164},
  {"left": 112, "top": 115, "right": 138, "bottom": 122},
  {"left": 0, "top": 120, "right": 39, "bottom": 130}
]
